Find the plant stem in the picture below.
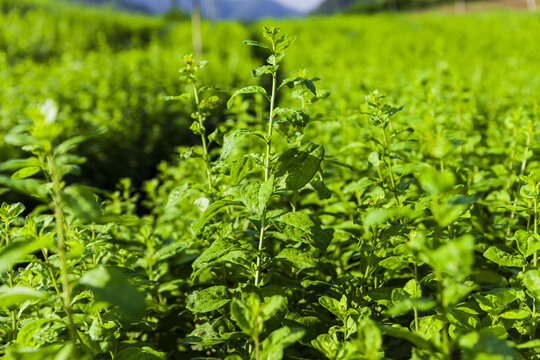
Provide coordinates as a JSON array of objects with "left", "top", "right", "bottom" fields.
[
  {"left": 534, "top": 196, "right": 538, "bottom": 267},
  {"left": 381, "top": 127, "right": 400, "bottom": 207},
  {"left": 254, "top": 55, "right": 277, "bottom": 288},
  {"left": 47, "top": 155, "right": 78, "bottom": 346},
  {"left": 4, "top": 220, "right": 18, "bottom": 339},
  {"left": 41, "top": 249, "right": 62, "bottom": 296},
  {"left": 413, "top": 263, "right": 419, "bottom": 332},
  {"left": 192, "top": 82, "right": 214, "bottom": 196}
]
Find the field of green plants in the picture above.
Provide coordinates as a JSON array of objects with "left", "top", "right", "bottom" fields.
[{"left": 1, "top": 0, "right": 540, "bottom": 359}]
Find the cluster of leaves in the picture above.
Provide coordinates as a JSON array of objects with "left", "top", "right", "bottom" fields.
[{"left": 1, "top": 6, "right": 540, "bottom": 360}]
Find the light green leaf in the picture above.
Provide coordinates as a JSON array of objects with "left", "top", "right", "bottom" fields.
[
  {"left": 261, "top": 327, "right": 305, "bottom": 360},
  {"left": 187, "top": 286, "right": 230, "bottom": 313},
  {"left": 60, "top": 185, "right": 101, "bottom": 221},
  {"left": 227, "top": 86, "right": 269, "bottom": 109},
  {"left": 11, "top": 166, "right": 41, "bottom": 180},
  {"left": 116, "top": 347, "right": 166, "bottom": 360},
  {"left": 483, "top": 246, "right": 527, "bottom": 268},
  {"left": 523, "top": 270, "right": 540, "bottom": 299},
  {"left": 0, "top": 286, "right": 46, "bottom": 308},
  {"left": 80, "top": 266, "right": 145, "bottom": 316}
]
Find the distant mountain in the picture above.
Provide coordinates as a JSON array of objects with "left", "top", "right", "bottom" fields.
[
  {"left": 72, "top": 0, "right": 302, "bottom": 19},
  {"left": 313, "top": 0, "right": 357, "bottom": 13}
]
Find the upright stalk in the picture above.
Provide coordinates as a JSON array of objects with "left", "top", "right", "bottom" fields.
[
  {"left": 381, "top": 127, "right": 400, "bottom": 207},
  {"left": 3, "top": 220, "right": 17, "bottom": 339},
  {"left": 254, "top": 55, "right": 277, "bottom": 288},
  {"left": 534, "top": 196, "right": 538, "bottom": 267},
  {"left": 47, "top": 154, "right": 78, "bottom": 345},
  {"left": 191, "top": 82, "right": 214, "bottom": 195}
]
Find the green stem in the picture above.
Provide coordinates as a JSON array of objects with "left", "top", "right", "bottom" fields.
[
  {"left": 41, "top": 249, "right": 62, "bottom": 296},
  {"left": 534, "top": 196, "right": 538, "bottom": 267},
  {"left": 4, "top": 220, "right": 18, "bottom": 339},
  {"left": 192, "top": 82, "right": 214, "bottom": 196},
  {"left": 413, "top": 263, "right": 419, "bottom": 332},
  {"left": 254, "top": 55, "right": 277, "bottom": 288},
  {"left": 381, "top": 127, "right": 400, "bottom": 207},
  {"left": 47, "top": 155, "right": 78, "bottom": 346}
]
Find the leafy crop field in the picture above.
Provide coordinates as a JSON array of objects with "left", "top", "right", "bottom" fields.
[{"left": 1, "top": 1, "right": 540, "bottom": 359}]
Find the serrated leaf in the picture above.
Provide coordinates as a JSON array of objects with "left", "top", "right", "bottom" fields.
[{"left": 187, "top": 286, "right": 230, "bottom": 313}]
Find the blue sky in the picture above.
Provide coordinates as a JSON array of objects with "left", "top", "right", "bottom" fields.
[{"left": 269, "top": 0, "right": 325, "bottom": 12}]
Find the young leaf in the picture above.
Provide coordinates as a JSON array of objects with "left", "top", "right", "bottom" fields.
[{"left": 227, "top": 86, "right": 269, "bottom": 109}]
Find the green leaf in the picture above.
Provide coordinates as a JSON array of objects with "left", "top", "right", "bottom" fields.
[
  {"left": 276, "top": 247, "right": 318, "bottom": 270},
  {"left": 221, "top": 129, "right": 254, "bottom": 160},
  {"left": 258, "top": 175, "right": 274, "bottom": 212},
  {"left": 116, "top": 347, "right": 166, "bottom": 360},
  {"left": 187, "top": 286, "right": 230, "bottom": 313},
  {"left": 11, "top": 166, "right": 41, "bottom": 179},
  {"left": 418, "top": 167, "right": 455, "bottom": 194},
  {"left": 227, "top": 86, "right": 269, "bottom": 109},
  {"left": 16, "top": 318, "right": 60, "bottom": 347},
  {"left": 192, "top": 238, "right": 234, "bottom": 270},
  {"left": 80, "top": 266, "right": 145, "bottom": 316},
  {"left": 309, "top": 179, "right": 332, "bottom": 200},
  {"left": 194, "top": 200, "right": 242, "bottom": 234},
  {"left": 523, "top": 270, "right": 540, "bottom": 299},
  {"left": 0, "top": 175, "right": 49, "bottom": 199},
  {"left": 60, "top": 185, "right": 101, "bottom": 221},
  {"left": 274, "top": 211, "right": 332, "bottom": 250},
  {"left": 0, "top": 157, "right": 42, "bottom": 171},
  {"left": 500, "top": 309, "right": 529, "bottom": 320},
  {"left": 0, "top": 235, "right": 52, "bottom": 272},
  {"left": 483, "top": 246, "right": 527, "bottom": 268},
  {"left": 231, "top": 297, "right": 256, "bottom": 337},
  {"left": 0, "top": 286, "right": 46, "bottom": 308},
  {"left": 274, "top": 143, "right": 324, "bottom": 190},
  {"left": 378, "top": 324, "right": 435, "bottom": 351},
  {"left": 252, "top": 65, "right": 274, "bottom": 77},
  {"left": 273, "top": 108, "right": 310, "bottom": 140},
  {"left": 167, "top": 184, "right": 190, "bottom": 207},
  {"left": 243, "top": 40, "right": 270, "bottom": 49},
  {"left": 260, "top": 327, "right": 305, "bottom": 360},
  {"left": 514, "top": 230, "right": 540, "bottom": 258}
]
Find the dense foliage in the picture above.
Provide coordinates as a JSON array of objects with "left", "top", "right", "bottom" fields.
[{"left": 1, "top": 0, "right": 540, "bottom": 359}]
